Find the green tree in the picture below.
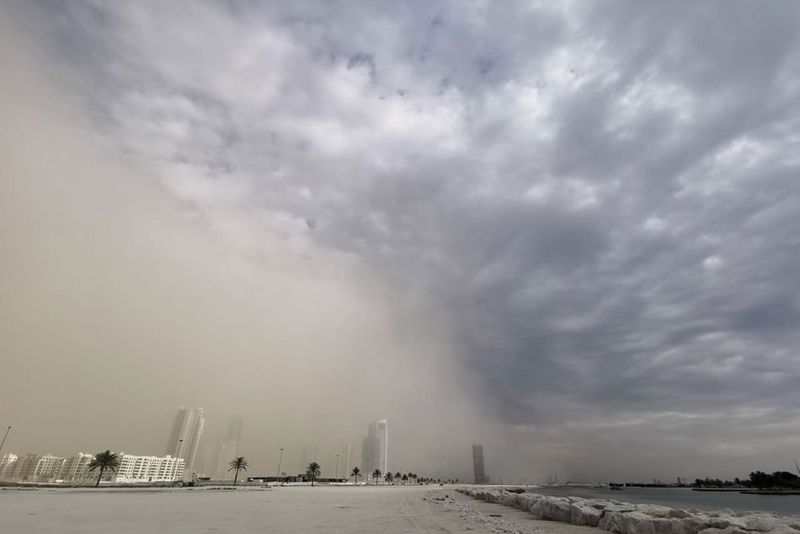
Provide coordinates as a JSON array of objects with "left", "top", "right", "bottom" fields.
[
  {"left": 228, "top": 456, "right": 249, "bottom": 486},
  {"left": 401, "top": 474, "right": 408, "bottom": 485},
  {"left": 351, "top": 467, "right": 361, "bottom": 485},
  {"left": 307, "top": 462, "right": 321, "bottom": 486},
  {"left": 385, "top": 472, "right": 393, "bottom": 484},
  {"left": 372, "top": 469, "right": 382, "bottom": 485},
  {"left": 88, "top": 450, "right": 121, "bottom": 487}
]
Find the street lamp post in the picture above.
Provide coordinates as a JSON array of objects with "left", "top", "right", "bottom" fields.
[{"left": 276, "top": 448, "right": 284, "bottom": 480}]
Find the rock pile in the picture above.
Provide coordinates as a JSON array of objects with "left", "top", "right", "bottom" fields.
[{"left": 457, "top": 489, "right": 800, "bottom": 534}]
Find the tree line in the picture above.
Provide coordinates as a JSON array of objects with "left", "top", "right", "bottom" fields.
[
  {"left": 83, "top": 451, "right": 440, "bottom": 487},
  {"left": 693, "top": 471, "right": 800, "bottom": 489}
]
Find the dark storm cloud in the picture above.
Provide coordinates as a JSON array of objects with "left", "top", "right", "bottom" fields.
[{"left": 5, "top": 0, "right": 800, "bottom": 479}]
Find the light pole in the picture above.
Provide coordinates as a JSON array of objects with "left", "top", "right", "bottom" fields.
[
  {"left": 0, "top": 426, "right": 10, "bottom": 457},
  {"left": 276, "top": 448, "right": 284, "bottom": 480},
  {"left": 335, "top": 454, "right": 340, "bottom": 480}
]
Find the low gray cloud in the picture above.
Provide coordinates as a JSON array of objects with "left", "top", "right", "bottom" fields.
[{"left": 3, "top": 0, "right": 800, "bottom": 481}]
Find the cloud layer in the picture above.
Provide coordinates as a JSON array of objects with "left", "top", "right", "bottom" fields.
[{"left": 3, "top": 1, "right": 800, "bottom": 481}]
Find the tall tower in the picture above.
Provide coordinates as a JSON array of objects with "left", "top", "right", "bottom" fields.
[
  {"left": 472, "top": 443, "right": 488, "bottom": 484},
  {"left": 214, "top": 416, "right": 243, "bottom": 479},
  {"left": 361, "top": 419, "right": 388, "bottom": 476},
  {"left": 375, "top": 420, "right": 388, "bottom": 475},
  {"left": 344, "top": 443, "right": 353, "bottom": 478},
  {"left": 165, "top": 406, "right": 205, "bottom": 474}
]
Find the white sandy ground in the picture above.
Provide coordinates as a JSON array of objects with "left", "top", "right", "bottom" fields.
[{"left": 0, "top": 485, "right": 606, "bottom": 534}]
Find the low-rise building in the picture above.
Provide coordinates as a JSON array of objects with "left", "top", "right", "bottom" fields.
[
  {"left": 33, "top": 455, "right": 67, "bottom": 482},
  {"left": 57, "top": 453, "right": 94, "bottom": 483},
  {"left": 114, "top": 453, "right": 184, "bottom": 483},
  {"left": 0, "top": 453, "right": 18, "bottom": 480}
]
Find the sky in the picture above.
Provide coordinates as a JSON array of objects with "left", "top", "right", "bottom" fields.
[{"left": 1, "top": 1, "right": 800, "bottom": 483}]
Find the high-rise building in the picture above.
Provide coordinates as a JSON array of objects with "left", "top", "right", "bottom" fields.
[
  {"left": 213, "top": 416, "right": 243, "bottom": 479},
  {"left": 165, "top": 406, "right": 205, "bottom": 475},
  {"left": 360, "top": 420, "right": 388, "bottom": 477},
  {"left": 472, "top": 443, "right": 488, "bottom": 484},
  {"left": 343, "top": 443, "right": 353, "bottom": 479}
]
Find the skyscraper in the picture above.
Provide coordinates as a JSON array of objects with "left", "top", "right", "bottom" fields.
[
  {"left": 165, "top": 406, "right": 205, "bottom": 474},
  {"left": 213, "top": 416, "right": 243, "bottom": 479},
  {"left": 360, "top": 419, "right": 388, "bottom": 476},
  {"left": 472, "top": 443, "right": 488, "bottom": 484},
  {"left": 344, "top": 443, "right": 353, "bottom": 479}
]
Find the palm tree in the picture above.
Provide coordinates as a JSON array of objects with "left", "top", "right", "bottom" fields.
[
  {"left": 384, "top": 472, "right": 393, "bottom": 484},
  {"left": 88, "top": 450, "right": 120, "bottom": 487},
  {"left": 306, "top": 462, "right": 321, "bottom": 486},
  {"left": 228, "top": 456, "right": 249, "bottom": 486},
  {"left": 402, "top": 474, "right": 408, "bottom": 485},
  {"left": 372, "top": 469, "right": 381, "bottom": 485},
  {"left": 351, "top": 467, "right": 361, "bottom": 485}
]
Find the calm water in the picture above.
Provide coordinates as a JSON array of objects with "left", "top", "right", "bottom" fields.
[{"left": 529, "top": 487, "right": 800, "bottom": 516}]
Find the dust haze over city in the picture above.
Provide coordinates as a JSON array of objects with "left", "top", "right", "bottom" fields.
[{"left": 2, "top": 0, "right": 800, "bottom": 486}]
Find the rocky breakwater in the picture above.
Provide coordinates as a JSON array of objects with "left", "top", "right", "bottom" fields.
[{"left": 457, "top": 489, "right": 800, "bottom": 534}]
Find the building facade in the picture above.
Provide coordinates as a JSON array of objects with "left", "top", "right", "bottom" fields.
[
  {"left": 115, "top": 453, "right": 184, "bottom": 483},
  {"left": 361, "top": 419, "right": 388, "bottom": 477},
  {"left": 472, "top": 443, "right": 489, "bottom": 484},
  {"left": 212, "top": 416, "right": 243, "bottom": 479},
  {"left": 57, "top": 453, "right": 93, "bottom": 482},
  {"left": 0, "top": 453, "right": 18, "bottom": 480},
  {"left": 33, "top": 455, "right": 67, "bottom": 482},
  {"left": 165, "top": 406, "right": 205, "bottom": 475}
]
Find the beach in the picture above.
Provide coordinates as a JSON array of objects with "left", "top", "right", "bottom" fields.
[{"left": 1, "top": 485, "right": 604, "bottom": 534}]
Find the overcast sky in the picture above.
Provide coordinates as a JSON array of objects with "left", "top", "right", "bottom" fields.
[{"left": 2, "top": 1, "right": 800, "bottom": 482}]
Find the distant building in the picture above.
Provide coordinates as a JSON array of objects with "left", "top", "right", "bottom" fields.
[
  {"left": 472, "top": 443, "right": 489, "bottom": 484},
  {"left": 115, "top": 453, "right": 184, "bottom": 483},
  {"left": 343, "top": 443, "right": 354, "bottom": 479},
  {"left": 57, "top": 453, "right": 93, "bottom": 482},
  {"left": 0, "top": 453, "right": 18, "bottom": 480},
  {"left": 16, "top": 453, "right": 43, "bottom": 482},
  {"left": 165, "top": 406, "right": 205, "bottom": 475},
  {"left": 212, "top": 416, "right": 243, "bottom": 479},
  {"left": 361, "top": 420, "right": 388, "bottom": 477},
  {"left": 33, "top": 455, "right": 67, "bottom": 482}
]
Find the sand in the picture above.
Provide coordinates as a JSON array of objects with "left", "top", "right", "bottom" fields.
[{"left": 0, "top": 485, "right": 607, "bottom": 533}]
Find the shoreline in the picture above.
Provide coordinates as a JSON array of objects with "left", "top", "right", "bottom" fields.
[{"left": 460, "top": 487, "right": 800, "bottom": 534}]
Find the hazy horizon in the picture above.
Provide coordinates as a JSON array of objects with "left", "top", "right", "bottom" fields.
[{"left": 2, "top": 1, "right": 800, "bottom": 484}]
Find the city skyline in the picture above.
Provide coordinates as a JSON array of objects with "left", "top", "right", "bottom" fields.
[{"left": 3, "top": 1, "right": 800, "bottom": 483}]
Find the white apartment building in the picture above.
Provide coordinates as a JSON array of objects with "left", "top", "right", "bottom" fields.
[
  {"left": 57, "top": 453, "right": 93, "bottom": 482},
  {"left": 0, "top": 453, "right": 18, "bottom": 480},
  {"left": 114, "top": 454, "right": 184, "bottom": 483},
  {"left": 33, "top": 455, "right": 67, "bottom": 481}
]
